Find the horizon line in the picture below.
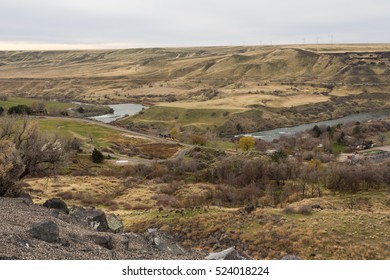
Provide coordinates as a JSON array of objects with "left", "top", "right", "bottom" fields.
[{"left": 1, "top": 41, "right": 390, "bottom": 52}]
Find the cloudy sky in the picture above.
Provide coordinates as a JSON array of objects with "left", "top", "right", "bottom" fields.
[{"left": 1, "top": 0, "right": 389, "bottom": 50}]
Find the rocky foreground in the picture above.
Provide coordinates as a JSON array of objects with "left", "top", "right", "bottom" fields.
[
  {"left": 0, "top": 196, "right": 252, "bottom": 260},
  {"left": 0, "top": 196, "right": 200, "bottom": 260}
]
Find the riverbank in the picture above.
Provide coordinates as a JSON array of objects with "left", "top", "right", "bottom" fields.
[
  {"left": 89, "top": 103, "right": 146, "bottom": 123},
  {"left": 244, "top": 109, "right": 390, "bottom": 141}
]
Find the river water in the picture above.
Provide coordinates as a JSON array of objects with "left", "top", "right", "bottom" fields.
[
  {"left": 244, "top": 109, "right": 390, "bottom": 141},
  {"left": 89, "top": 103, "right": 146, "bottom": 123}
]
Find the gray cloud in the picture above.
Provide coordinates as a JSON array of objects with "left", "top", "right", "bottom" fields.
[{"left": 0, "top": 0, "right": 389, "bottom": 49}]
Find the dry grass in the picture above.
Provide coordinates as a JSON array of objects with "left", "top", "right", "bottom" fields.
[{"left": 1, "top": 44, "right": 389, "bottom": 107}]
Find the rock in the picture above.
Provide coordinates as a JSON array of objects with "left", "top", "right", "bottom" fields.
[
  {"left": 115, "top": 235, "right": 130, "bottom": 251},
  {"left": 69, "top": 233, "right": 82, "bottom": 243},
  {"left": 106, "top": 213, "right": 124, "bottom": 233},
  {"left": 88, "top": 234, "right": 113, "bottom": 250},
  {"left": 144, "top": 229, "right": 186, "bottom": 255},
  {"left": 205, "top": 247, "right": 250, "bottom": 260},
  {"left": 244, "top": 203, "right": 255, "bottom": 214},
  {"left": 50, "top": 210, "right": 61, "bottom": 218},
  {"left": 69, "top": 207, "right": 108, "bottom": 232},
  {"left": 14, "top": 238, "right": 32, "bottom": 249},
  {"left": 60, "top": 239, "right": 71, "bottom": 247},
  {"left": 18, "top": 193, "right": 34, "bottom": 206},
  {"left": 28, "top": 220, "right": 59, "bottom": 243},
  {"left": 43, "top": 198, "right": 69, "bottom": 214},
  {"left": 282, "top": 254, "right": 302, "bottom": 260}
]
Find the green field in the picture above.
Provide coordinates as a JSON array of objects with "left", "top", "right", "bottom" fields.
[
  {"left": 0, "top": 97, "right": 74, "bottom": 112},
  {"left": 35, "top": 118, "right": 122, "bottom": 147},
  {"left": 127, "top": 106, "right": 240, "bottom": 130}
]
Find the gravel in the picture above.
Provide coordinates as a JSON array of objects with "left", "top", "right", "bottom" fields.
[{"left": 0, "top": 197, "right": 206, "bottom": 260}]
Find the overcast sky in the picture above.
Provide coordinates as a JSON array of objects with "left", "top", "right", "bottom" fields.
[{"left": 1, "top": 0, "right": 389, "bottom": 50}]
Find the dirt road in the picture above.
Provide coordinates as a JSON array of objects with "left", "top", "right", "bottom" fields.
[{"left": 338, "top": 145, "right": 390, "bottom": 162}]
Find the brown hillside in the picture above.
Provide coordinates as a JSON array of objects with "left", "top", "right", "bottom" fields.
[{"left": 0, "top": 45, "right": 389, "bottom": 104}]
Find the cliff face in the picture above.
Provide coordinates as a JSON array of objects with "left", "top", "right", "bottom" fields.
[{"left": 0, "top": 197, "right": 205, "bottom": 260}]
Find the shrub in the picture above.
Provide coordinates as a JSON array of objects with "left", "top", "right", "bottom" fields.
[
  {"left": 239, "top": 136, "right": 255, "bottom": 151},
  {"left": 122, "top": 203, "right": 132, "bottom": 210},
  {"left": 108, "top": 202, "right": 119, "bottom": 211},
  {"left": 159, "top": 181, "right": 181, "bottom": 195},
  {"left": 92, "top": 148, "right": 104, "bottom": 163},
  {"left": 131, "top": 203, "right": 153, "bottom": 210},
  {"left": 152, "top": 194, "right": 180, "bottom": 208},
  {"left": 312, "top": 125, "right": 322, "bottom": 137},
  {"left": 8, "top": 105, "right": 33, "bottom": 115},
  {"left": 57, "top": 191, "right": 73, "bottom": 200},
  {"left": 283, "top": 206, "right": 296, "bottom": 214},
  {"left": 0, "top": 140, "right": 25, "bottom": 197},
  {"left": 190, "top": 134, "right": 207, "bottom": 146},
  {"left": 297, "top": 205, "right": 312, "bottom": 215},
  {"left": 70, "top": 138, "right": 83, "bottom": 151},
  {"left": 271, "top": 150, "right": 287, "bottom": 163}
]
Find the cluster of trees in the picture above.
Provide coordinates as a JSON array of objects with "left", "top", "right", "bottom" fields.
[
  {"left": 2, "top": 102, "right": 47, "bottom": 116},
  {"left": 205, "top": 153, "right": 390, "bottom": 206},
  {"left": 8, "top": 105, "right": 33, "bottom": 115},
  {"left": 0, "top": 116, "right": 68, "bottom": 196}
]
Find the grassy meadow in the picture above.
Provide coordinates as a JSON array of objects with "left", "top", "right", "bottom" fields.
[{"left": 0, "top": 96, "right": 74, "bottom": 112}]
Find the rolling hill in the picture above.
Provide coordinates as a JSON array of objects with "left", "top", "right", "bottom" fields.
[{"left": 1, "top": 44, "right": 390, "bottom": 134}]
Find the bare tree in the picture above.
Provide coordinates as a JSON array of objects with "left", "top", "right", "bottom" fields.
[
  {"left": 378, "top": 133, "right": 387, "bottom": 146},
  {"left": 0, "top": 140, "right": 25, "bottom": 196},
  {"left": 0, "top": 116, "right": 68, "bottom": 180}
]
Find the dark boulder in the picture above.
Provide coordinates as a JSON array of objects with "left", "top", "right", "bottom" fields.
[
  {"left": 28, "top": 220, "right": 59, "bottom": 243},
  {"left": 69, "top": 207, "right": 108, "bottom": 232},
  {"left": 43, "top": 198, "right": 69, "bottom": 214},
  {"left": 87, "top": 234, "right": 113, "bottom": 250}
]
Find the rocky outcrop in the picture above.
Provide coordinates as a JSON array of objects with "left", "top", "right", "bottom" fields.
[
  {"left": 69, "top": 206, "right": 108, "bottom": 232},
  {"left": 0, "top": 197, "right": 206, "bottom": 260},
  {"left": 28, "top": 220, "right": 59, "bottom": 243},
  {"left": 43, "top": 198, "right": 69, "bottom": 214}
]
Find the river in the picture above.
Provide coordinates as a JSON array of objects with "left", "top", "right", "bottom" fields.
[
  {"left": 89, "top": 103, "right": 146, "bottom": 123},
  {"left": 243, "top": 109, "right": 390, "bottom": 141}
]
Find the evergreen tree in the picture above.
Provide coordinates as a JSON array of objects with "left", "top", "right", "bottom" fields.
[{"left": 92, "top": 148, "right": 104, "bottom": 163}]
